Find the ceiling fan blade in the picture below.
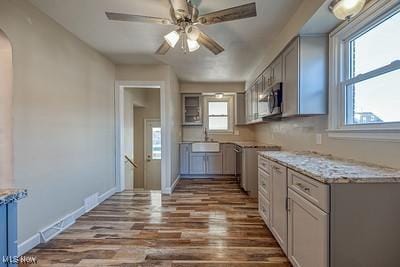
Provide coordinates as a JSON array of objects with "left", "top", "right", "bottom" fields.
[
  {"left": 155, "top": 41, "right": 171, "bottom": 55},
  {"left": 106, "top": 12, "right": 172, "bottom": 25},
  {"left": 197, "top": 31, "right": 224, "bottom": 55},
  {"left": 197, "top": 2, "right": 257, "bottom": 25}
]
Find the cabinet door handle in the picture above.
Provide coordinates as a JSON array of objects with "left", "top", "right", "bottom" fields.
[
  {"left": 273, "top": 166, "right": 282, "bottom": 174},
  {"left": 286, "top": 197, "right": 291, "bottom": 212},
  {"left": 296, "top": 182, "right": 311, "bottom": 192}
]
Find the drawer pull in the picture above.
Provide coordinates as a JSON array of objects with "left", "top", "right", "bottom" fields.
[
  {"left": 262, "top": 182, "right": 266, "bottom": 187},
  {"left": 296, "top": 182, "right": 310, "bottom": 192},
  {"left": 272, "top": 166, "right": 281, "bottom": 173}
]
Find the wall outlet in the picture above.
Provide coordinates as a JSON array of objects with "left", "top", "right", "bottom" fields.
[
  {"left": 234, "top": 130, "right": 240, "bottom": 136},
  {"left": 316, "top": 134, "right": 322, "bottom": 145}
]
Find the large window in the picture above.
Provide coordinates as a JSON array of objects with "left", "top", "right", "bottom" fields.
[
  {"left": 329, "top": 1, "right": 400, "bottom": 140},
  {"left": 205, "top": 96, "right": 234, "bottom": 133}
]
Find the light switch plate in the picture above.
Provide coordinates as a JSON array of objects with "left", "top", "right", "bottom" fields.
[{"left": 316, "top": 134, "right": 322, "bottom": 145}]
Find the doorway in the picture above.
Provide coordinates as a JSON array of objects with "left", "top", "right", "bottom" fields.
[
  {"left": 144, "top": 119, "right": 161, "bottom": 190},
  {"left": 115, "top": 81, "right": 167, "bottom": 193}
]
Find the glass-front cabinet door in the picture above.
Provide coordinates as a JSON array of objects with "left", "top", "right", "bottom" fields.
[{"left": 182, "top": 94, "right": 203, "bottom": 125}]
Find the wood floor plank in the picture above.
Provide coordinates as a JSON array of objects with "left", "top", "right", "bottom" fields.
[{"left": 23, "top": 178, "right": 291, "bottom": 266}]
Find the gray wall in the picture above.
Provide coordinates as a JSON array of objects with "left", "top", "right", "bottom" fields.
[
  {"left": 0, "top": 29, "right": 13, "bottom": 188},
  {"left": 0, "top": 0, "right": 116, "bottom": 242}
]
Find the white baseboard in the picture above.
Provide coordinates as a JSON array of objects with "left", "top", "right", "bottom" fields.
[
  {"left": 17, "top": 233, "right": 41, "bottom": 256},
  {"left": 18, "top": 187, "right": 117, "bottom": 256},
  {"left": 98, "top": 187, "right": 117, "bottom": 203},
  {"left": 163, "top": 175, "right": 181, "bottom": 195},
  {"left": 171, "top": 175, "right": 180, "bottom": 193}
]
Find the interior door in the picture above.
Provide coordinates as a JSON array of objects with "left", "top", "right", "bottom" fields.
[{"left": 144, "top": 120, "right": 161, "bottom": 190}]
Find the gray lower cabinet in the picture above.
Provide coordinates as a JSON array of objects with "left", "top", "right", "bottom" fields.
[
  {"left": 270, "top": 162, "right": 288, "bottom": 254},
  {"left": 206, "top": 153, "right": 222, "bottom": 174},
  {"left": 288, "top": 189, "right": 329, "bottom": 267},
  {"left": 189, "top": 153, "right": 206, "bottom": 175},
  {"left": 222, "top": 144, "right": 235, "bottom": 175},
  {"left": 0, "top": 205, "right": 7, "bottom": 266},
  {"left": 1, "top": 202, "right": 18, "bottom": 267},
  {"left": 189, "top": 152, "right": 222, "bottom": 175},
  {"left": 180, "top": 144, "right": 190, "bottom": 175}
]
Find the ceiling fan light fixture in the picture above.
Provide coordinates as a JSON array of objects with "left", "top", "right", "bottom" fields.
[
  {"left": 164, "top": 30, "right": 180, "bottom": 48},
  {"left": 329, "top": 0, "right": 366, "bottom": 20},
  {"left": 187, "top": 38, "right": 200, "bottom": 52},
  {"left": 186, "top": 25, "right": 200, "bottom": 41}
]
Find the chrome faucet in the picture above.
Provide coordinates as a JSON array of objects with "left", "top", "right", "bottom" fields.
[{"left": 204, "top": 127, "right": 209, "bottom": 142}]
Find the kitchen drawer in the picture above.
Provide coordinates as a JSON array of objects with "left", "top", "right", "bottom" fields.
[
  {"left": 288, "top": 169, "right": 330, "bottom": 212},
  {"left": 258, "top": 168, "right": 271, "bottom": 200},
  {"left": 258, "top": 156, "right": 271, "bottom": 173},
  {"left": 259, "top": 192, "right": 271, "bottom": 226}
]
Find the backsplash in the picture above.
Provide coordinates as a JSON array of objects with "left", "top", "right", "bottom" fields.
[
  {"left": 254, "top": 116, "right": 400, "bottom": 169},
  {"left": 182, "top": 125, "right": 255, "bottom": 142}
]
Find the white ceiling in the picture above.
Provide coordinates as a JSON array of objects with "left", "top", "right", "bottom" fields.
[{"left": 29, "top": 0, "right": 303, "bottom": 82}]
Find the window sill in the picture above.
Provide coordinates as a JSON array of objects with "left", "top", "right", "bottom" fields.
[{"left": 327, "top": 128, "right": 400, "bottom": 142}]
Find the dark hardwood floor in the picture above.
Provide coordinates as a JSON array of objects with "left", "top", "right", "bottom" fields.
[{"left": 24, "top": 178, "right": 290, "bottom": 266}]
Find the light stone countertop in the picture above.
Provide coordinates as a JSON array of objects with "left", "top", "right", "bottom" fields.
[
  {"left": 0, "top": 188, "right": 28, "bottom": 206},
  {"left": 180, "top": 141, "right": 281, "bottom": 150},
  {"left": 258, "top": 151, "right": 400, "bottom": 184}
]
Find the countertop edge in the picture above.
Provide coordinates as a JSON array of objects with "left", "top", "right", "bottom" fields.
[
  {"left": 0, "top": 189, "right": 28, "bottom": 206},
  {"left": 180, "top": 141, "right": 281, "bottom": 149}
]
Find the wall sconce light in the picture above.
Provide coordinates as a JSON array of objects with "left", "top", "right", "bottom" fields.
[{"left": 215, "top": 93, "right": 224, "bottom": 99}]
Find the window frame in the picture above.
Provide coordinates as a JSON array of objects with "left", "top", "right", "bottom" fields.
[
  {"left": 328, "top": 0, "right": 400, "bottom": 141},
  {"left": 204, "top": 95, "right": 234, "bottom": 133}
]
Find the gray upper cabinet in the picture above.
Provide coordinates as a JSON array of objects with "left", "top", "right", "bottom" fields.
[
  {"left": 251, "top": 84, "right": 259, "bottom": 121},
  {"left": 182, "top": 94, "right": 202, "bottom": 125},
  {"left": 180, "top": 144, "right": 190, "bottom": 175},
  {"left": 282, "top": 36, "right": 328, "bottom": 117},
  {"left": 222, "top": 144, "right": 236, "bottom": 175},
  {"left": 235, "top": 93, "right": 246, "bottom": 125},
  {"left": 258, "top": 74, "right": 268, "bottom": 118},
  {"left": 245, "top": 89, "right": 252, "bottom": 123},
  {"left": 265, "top": 56, "right": 283, "bottom": 88}
]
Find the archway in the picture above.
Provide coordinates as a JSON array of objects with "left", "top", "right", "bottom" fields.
[{"left": 0, "top": 29, "right": 14, "bottom": 187}]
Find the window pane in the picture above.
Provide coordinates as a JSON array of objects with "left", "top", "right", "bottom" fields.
[
  {"left": 350, "top": 10, "right": 400, "bottom": 77},
  {"left": 209, "top": 117, "right": 228, "bottom": 130},
  {"left": 345, "top": 69, "right": 400, "bottom": 125},
  {"left": 208, "top": 102, "right": 228, "bottom": 116},
  {"left": 152, "top": 127, "right": 161, "bottom": 160}
]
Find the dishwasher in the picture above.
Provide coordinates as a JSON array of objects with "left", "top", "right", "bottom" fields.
[{"left": 234, "top": 145, "right": 242, "bottom": 185}]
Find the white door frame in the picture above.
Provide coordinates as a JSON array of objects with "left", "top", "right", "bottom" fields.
[
  {"left": 115, "top": 80, "right": 169, "bottom": 194},
  {"left": 143, "top": 119, "right": 161, "bottom": 190}
]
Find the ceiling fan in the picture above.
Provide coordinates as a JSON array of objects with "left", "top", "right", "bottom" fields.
[{"left": 106, "top": 0, "right": 257, "bottom": 55}]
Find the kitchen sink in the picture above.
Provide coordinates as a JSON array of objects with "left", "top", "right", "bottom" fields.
[{"left": 192, "top": 142, "right": 220, "bottom": 153}]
